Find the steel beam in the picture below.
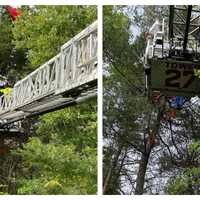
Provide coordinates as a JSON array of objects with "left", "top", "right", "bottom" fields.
[
  {"left": 169, "top": 5, "right": 174, "bottom": 41},
  {"left": 183, "top": 6, "right": 192, "bottom": 52}
]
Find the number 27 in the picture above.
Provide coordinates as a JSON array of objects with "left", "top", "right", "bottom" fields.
[{"left": 165, "top": 69, "right": 195, "bottom": 88}]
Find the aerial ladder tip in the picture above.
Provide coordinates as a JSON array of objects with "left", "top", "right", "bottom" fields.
[{"left": 144, "top": 5, "right": 200, "bottom": 99}]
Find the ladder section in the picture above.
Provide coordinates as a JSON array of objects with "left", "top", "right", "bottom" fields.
[
  {"left": 168, "top": 5, "right": 200, "bottom": 59},
  {"left": 0, "top": 21, "right": 97, "bottom": 125}
]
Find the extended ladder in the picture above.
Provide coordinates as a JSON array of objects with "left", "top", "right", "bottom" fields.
[{"left": 144, "top": 6, "right": 200, "bottom": 97}]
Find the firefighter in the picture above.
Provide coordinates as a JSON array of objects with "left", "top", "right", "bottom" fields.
[
  {"left": 0, "top": 80, "right": 12, "bottom": 97},
  {"left": 145, "top": 18, "right": 161, "bottom": 40}
]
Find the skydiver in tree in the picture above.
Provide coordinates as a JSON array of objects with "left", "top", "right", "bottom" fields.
[{"left": 167, "top": 96, "right": 188, "bottom": 110}]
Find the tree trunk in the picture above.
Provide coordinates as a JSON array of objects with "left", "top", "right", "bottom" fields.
[
  {"left": 135, "top": 152, "right": 150, "bottom": 194},
  {"left": 103, "top": 165, "right": 113, "bottom": 194},
  {"left": 103, "top": 147, "right": 122, "bottom": 194},
  {"left": 0, "top": 136, "right": 4, "bottom": 146},
  {"left": 135, "top": 109, "right": 162, "bottom": 194}
]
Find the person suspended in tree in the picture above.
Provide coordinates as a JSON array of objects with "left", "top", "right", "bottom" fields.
[{"left": 167, "top": 96, "right": 188, "bottom": 110}]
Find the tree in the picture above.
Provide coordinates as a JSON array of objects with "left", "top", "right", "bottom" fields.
[
  {"left": 15, "top": 100, "right": 97, "bottom": 194},
  {"left": 103, "top": 5, "right": 200, "bottom": 195},
  {"left": 166, "top": 140, "right": 200, "bottom": 194},
  {"left": 13, "top": 5, "right": 97, "bottom": 68},
  {"left": 0, "top": 5, "right": 97, "bottom": 195},
  {"left": 103, "top": 6, "right": 152, "bottom": 194},
  {"left": 0, "top": 7, "right": 27, "bottom": 81}
]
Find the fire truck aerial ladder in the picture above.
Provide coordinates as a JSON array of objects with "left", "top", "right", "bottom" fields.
[{"left": 144, "top": 5, "right": 200, "bottom": 98}]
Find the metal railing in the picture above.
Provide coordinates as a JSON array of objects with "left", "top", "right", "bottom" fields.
[{"left": 0, "top": 21, "right": 97, "bottom": 114}]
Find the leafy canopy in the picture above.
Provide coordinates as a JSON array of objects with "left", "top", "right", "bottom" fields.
[{"left": 9, "top": 5, "right": 97, "bottom": 195}]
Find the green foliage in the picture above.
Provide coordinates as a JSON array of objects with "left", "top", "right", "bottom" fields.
[
  {"left": 13, "top": 5, "right": 97, "bottom": 69},
  {"left": 16, "top": 100, "right": 97, "bottom": 194},
  {"left": 37, "top": 101, "right": 97, "bottom": 149},
  {"left": 0, "top": 192, "right": 8, "bottom": 195},
  {"left": 167, "top": 140, "right": 200, "bottom": 195},
  {"left": 167, "top": 167, "right": 200, "bottom": 195},
  {"left": 0, "top": 12, "right": 27, "bottom": 80},
  {"left": 103, "top": 6, "right": 153, "bottom": 194},
  {"left": 189, "top": 140, "right": 200, "bottom": 153},
  {"left": 0, "top": 14, "right": 13, "bottom": 75},
  {"left": 103, "top": 6, "right": 130, "bottom": 65}
]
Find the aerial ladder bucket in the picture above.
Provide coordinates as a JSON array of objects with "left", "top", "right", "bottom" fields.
[{"left": 144, "top": 5, "right": 200, "bottom": 98}]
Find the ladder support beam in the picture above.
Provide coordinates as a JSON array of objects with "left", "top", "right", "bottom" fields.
[{"left": 183, "top": 5, "right": 192, "bottom": 52}]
